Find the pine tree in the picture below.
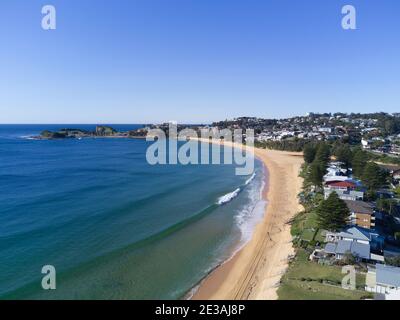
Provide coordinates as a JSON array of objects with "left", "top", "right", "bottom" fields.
[
  {"left": 309, "top": 161, "right": 324, "bottom": 187},
  {"left": 351, "top": 149, "right": 368, "bottom": 178},
  {"left": 303, "top": 144, "right": 317, "bottom": 164},
  {"left": 362, "top": 162, "right": 389, "bottom": 191},
  {"left": 333, "top": 144, "right": 353, "bottom": 169},
  {"left": 315, "top": 143, "right": 331, "bottom": 167},
  {"left": 307, "top": 143, "right": 330, "bottom": 187},
  {"left": 316, "top": 192, "right": 349, "bottom": 231}
]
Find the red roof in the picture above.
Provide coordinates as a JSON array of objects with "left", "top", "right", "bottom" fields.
[{"left": 325, "top": 181, "right": 356, "bottom": 188}]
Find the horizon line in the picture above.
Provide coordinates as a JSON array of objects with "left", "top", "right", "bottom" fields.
[{"left": 0, "top": 122, "right": 211, "bottom": 126}]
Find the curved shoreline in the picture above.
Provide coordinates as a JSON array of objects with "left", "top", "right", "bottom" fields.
[
  {"left": 192, "top": 145, "right": 304, "bottom": 300},
  {"left": 184, "top": 158, "right": 268, "bottom": 300}
]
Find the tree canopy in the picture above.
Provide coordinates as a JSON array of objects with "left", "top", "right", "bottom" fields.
[
  {"left": 377, "top": 198, "right": 396, "bottom": 215},
  {"left": 333, "top": 144, "right": 353, "bottom": 169},
  {"left": 351, "top": 149, "right": 368, "bottom": 178},
  {"left": 361, "top": 162, "right": 389, "bottom": 191},
  {"left": 308, "top": 161, "right": 325, "bottom": 187},
  {"left": 303, "top": 143, "right": 317, "bottom": 164},
  {"left": 316, "top": 192, "right": 349, "bottom": 232},
  {"left": 314, "top": 143, "right": 331, "bottom": 168}
]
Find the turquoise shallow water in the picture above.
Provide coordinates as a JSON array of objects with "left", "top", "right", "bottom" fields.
[{"left": 0, "top": 125, "right": 265, "bottom": 299}]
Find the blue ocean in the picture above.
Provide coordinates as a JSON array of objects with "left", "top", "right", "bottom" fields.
[{"left": 0, "top": 125, "right": 265, "bottom": 299}]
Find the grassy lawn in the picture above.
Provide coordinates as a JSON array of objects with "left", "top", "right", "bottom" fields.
[
  {"left": 278, "top": 249, "right": 372, "bottom": 300},
  {"left": 300, "top": 229, "right": 315, "bottom": 242},
  {"left": 292, "top": 209, "right": 326, "bottom": 246},
  {"left": 303, "top": 210, "right": 319, "bottom": 229},
  {"left": 291, "top": 211, "right": 308, "bottom": 236},
  {"left": 278, "top": 279, "right": 370, "bottom": 300},
  {"left": 292, "top": 210, "right": 319, "bottom": 236},
  {"left": 315, "top": 229, "right": 327, "bottom": 243}
]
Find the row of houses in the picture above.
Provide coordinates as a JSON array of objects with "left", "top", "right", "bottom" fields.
[
  {"left": 310, "top": 226, "right": 400, "bottom": 298},
  {"left": 313, "top": 162, "right": 400, "bottom": 298},
  {"left": 309, "top": 224, "right": 400, "bottom": 298},
  {"left": 255, "top": 125, "right": 347, "bottom": 142},
  {"left": 362, "top": 138, "right": 400, "bottom": 156}
]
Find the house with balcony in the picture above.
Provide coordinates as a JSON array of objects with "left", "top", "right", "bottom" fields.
[
  {"left": 324, "top": 181, "right": 364, "bottom": 201},
  {"left": 344, "top": 200, "right": 376, "bottom": 229}
]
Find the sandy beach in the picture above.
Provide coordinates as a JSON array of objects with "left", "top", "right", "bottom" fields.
[{"left": 193, "top": 145, "right": 304, "bottom": 300}]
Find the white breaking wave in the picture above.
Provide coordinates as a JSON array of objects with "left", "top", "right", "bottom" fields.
[
  {"left": 245, "top": 173, "right": 256, "bottom": 185},
  {"left": 19, "top": 135, "right": 36, "bottom": 140},
  {"left": 235, "top": 165, "right": 267, "bottom": 246},
  {"left": 217, "top": 188, "right": 241, "bottom": 205}
]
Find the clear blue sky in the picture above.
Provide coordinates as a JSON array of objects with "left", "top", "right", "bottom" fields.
[{"left": 0, "top": 0, "right": 399, "bottom": 124}]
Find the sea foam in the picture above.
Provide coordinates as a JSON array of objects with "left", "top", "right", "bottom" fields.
[
  {"left": 245, "top": 173, "right": 256, "bottom": 185},
  {"left": 217, "top": 188, "right": 241, "bottom": 205},
  {"left": 235, "top": 166, "right": 267, "bottom": 245}
]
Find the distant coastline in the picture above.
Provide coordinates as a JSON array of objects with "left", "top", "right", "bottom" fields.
[{"left": 31, "top": 125, "right": 149, "bottom": 140}]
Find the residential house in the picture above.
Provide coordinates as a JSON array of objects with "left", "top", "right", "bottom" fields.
[
  {"left": 324, "top": 226, "right": 385, "bottom": 263},
  {"left": 324, "top": 240, "right": 370, "bottom": 261},
  {"left": 344, "top": 200, "right": 375, "bottom": 229},
  {"left": 324, "top": 181, "right": 364, "bottom": 201},
  {"left": 324, "top": 176, "right": 349, "bottom": 183},
  {"left": 325, "top": 180, "right": 357, "bottom": 191},
  {"left": 366, "top": 264, "right": 400, "bottom": 298},
  {"left": 323, "top": 163, "right": 348, "bottom": 182},
  {"left": 324, "top": 188, "right": 364, "bottom": 201},
  {"left": 362, "top": 138, "right": 372, "bottom": 149},
  {"left": 318, "top": 127, "right": 333, "bottom": 133},
  {"left": 325, "top": 226, "right": 384, "bottom": 250}
]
